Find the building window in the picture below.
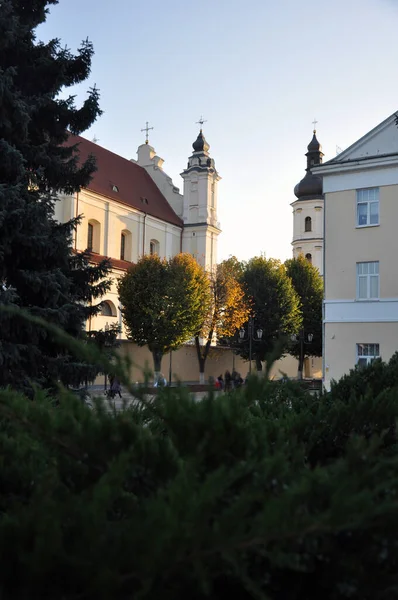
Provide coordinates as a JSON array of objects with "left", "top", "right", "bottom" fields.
[
  {"left": 120, "top": 233, "right": 126, "bottom": 260},
  {"left": 356, "top": 343, "right": 380, "bottom": 367},
  {"left": 305, "top": 253, "right": 312, "bottom": 264},
  {"left": 87, "top": 223, "right": 93, "bottom": 252},
  {"left": 356, "top": 261, "right": 379, "bottom": 300},
  {"left": 101, "top": 300, "right": 116, "bottom": 317},
  {"left": 87, "top": 219, "right": 100, "bottom": 253},
  {"left": 357, "top": 188, "right": 379, "bottom": 227},
  {"left": 150, "top": 239, "right": 159, "bottom": 255},
  {"left": 305, "top": 216, "right": 312, "bottom": 232}
]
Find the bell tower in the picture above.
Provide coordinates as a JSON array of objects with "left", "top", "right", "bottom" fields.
[
  {"left": 180, "top": 122, "right": 221, "bottom": 270},
  {"left": 291, "top": 126, "right": 324, "bottom": 274}
]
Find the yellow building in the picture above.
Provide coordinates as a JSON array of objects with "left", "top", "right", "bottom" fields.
[
  {"left": 314, "top": 112, "right": 398, "bottom": 389},
  {"left": 54, "top": 127, "right": 221, "bottom": 337}
]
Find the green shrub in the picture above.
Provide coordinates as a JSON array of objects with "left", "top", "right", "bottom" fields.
[{"left": 1, "top": 366, "right": 398, "bottom": 599}]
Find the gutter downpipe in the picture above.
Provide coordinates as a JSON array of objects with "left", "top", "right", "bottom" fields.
[
  {"left": 142, "top": 213, "right": 147, "bottom": 256},
  {"left": 75, "top": 191, "right": 79, "bottom": 249},
  {"left": 322, "top": 190, "right": 326, "bottom": 392}
]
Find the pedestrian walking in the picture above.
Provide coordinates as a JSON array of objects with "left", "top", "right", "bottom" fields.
[{"left": 110, "top": 375, "right": 122, "bottom": 399}]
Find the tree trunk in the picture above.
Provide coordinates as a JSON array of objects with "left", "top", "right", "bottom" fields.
[
  {"left": 152, "top": 349, "right": 163, "bottom": 381},
  {"left": 195, "top": 334, "right": 212, "bottom": 384}
]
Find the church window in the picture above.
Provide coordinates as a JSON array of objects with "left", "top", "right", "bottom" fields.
[
  {"left": 87, "top": 223, "right": 93, "bottom": 251},
  {"left": 112, "top": 184, "right": 119, "bottom": 192},
  {"left": 101, "top": 300, "right": 117, "bottom": 317},
  {"left": 305, "top": 253, "right": 312, "bottom": 264},
  {"left": 120, "top": 230, "right": 132, "bottom": 261},
  {"left": 87, "top": 219, "right": 101, "bottom": 253},
  {"left": 150, "top": 239, "right": 159, "bottom": 255},
  {"left": 305, "top": 216, "right": 312, "bottom": 232}
]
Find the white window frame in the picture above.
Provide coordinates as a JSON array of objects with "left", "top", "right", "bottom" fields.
[
  {"left": 356, "top": 261, "right": 379, "bottom": 300},
  {"left": 356, "top": 343, "right": 380, "bottom": 367},
  {"left": 356, "top": 188, "right": 379, "bottom": 228}
]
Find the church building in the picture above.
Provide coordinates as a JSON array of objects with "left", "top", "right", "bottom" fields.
[
  {"left": 54, "top": 126, "right": 221, "bottom": 337},
  {"left": 292, "top": 129, "right": 324, "bottom": 274}
]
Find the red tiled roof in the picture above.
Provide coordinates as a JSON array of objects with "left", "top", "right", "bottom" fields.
[
  {"left": 67, "top": 134, "right": 183, "bottom": 227},
  {"left": 88, "top": 252, "right": 133, "bottom": 272}
]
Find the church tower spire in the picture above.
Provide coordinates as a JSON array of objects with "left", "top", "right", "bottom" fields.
[
  {"left": 180, "top": 122, "right": 221, "bottom": 270},
  {"left": 291, "top": 126, "right": 324, "bottom": 275}
]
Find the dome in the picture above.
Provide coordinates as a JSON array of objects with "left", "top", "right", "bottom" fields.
[
  {"left": 294, "top": 171, "right": 323, "bottom": 199},
  {"left": 192, "top": 130, "right": 210, "bottom": 153},
  {"left": 294, "top": 129, "right": 324, "bottom": 200},
  {"left": 307, "top": 131, "right": 322, "bottom": 152}
]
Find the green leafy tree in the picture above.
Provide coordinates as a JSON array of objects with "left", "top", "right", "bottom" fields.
[
  {"left": 0, "top": 0, "right": 111, "bottom": 392},
  {"left": 195, "top": 258, "right": 250, "bottom": 383},
  {"left": 1, "top": 314, "right": 398, "bottom": 599},
  {"left": 285, "top": 255, "right": 323, "bottom": 378},
  {"left": 236, "top": 256, "right": 302, "bottom": 371},
  {"left": 118, "top": 253, "right": 210, "bottom": 376}
]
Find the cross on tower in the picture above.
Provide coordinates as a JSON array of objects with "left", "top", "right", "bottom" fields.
[
  {"left": 312, "top": 118, "right": 318, "bottom": 132},
  {"left": 141, "top": 121, "right": 154, "bottom": 144},
  {"left": 196, "top": 115, "right": 207, "bottom": 130}
]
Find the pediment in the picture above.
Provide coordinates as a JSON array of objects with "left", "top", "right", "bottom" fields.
[{"left": 330, "top": 113, "right": 398, "bottom": 163}]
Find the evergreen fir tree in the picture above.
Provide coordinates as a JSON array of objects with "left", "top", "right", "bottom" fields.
[{"left": 0, "top": 0, "right": 111, "bottom": 391}]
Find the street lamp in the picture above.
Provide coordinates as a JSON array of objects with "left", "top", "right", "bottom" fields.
[
  {"left": 291, "top": 330, "right": 313, "bottom": 379},
  {"left": 104, "top": 322, "right": 109, "bottom": 391},
  {"left": 239, "top": 316, "right": 263, "bottom": 374}
]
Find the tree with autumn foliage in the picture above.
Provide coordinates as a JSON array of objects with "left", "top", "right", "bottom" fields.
[
  {"left": 194, "top": 258, "right": 250, "bottom": 383},
  {"left": 118, "top": 253, "right": 210, "bottom": 377},
  {"left": 285, "top": 255, "right": 323, "bottom": 378}
]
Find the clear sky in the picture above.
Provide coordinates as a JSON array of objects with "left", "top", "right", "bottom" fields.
[{"left": 38, "top": 0, "right": 398, "bottom": 263}]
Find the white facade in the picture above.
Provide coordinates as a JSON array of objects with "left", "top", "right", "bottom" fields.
[
  {"left": 291, "top": 198, "right": 324, "bottom": 274},
  {"left": 314, "top": 113, "right": 398, "bottom": 389},
  {"left": 136, "top": 143, "right": 184, "bottom": 218},
  {"left": 57, "top": 129, "right": 222, "bottom": 337},
  {"left": 136, "top": 132, "right": 221, "bottom": 270},
  {"left": 180, "top": 130, "right": 221, "bottom": 270}
]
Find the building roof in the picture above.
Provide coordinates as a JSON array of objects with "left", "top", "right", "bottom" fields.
[
  {"left": 294, "top": 130, "right": 324, "bottom": 200},
  {"left": 67, "top": 134, "right": 183, "bottom": 227},
  {"left": 88, "top": 252, "right": 133, "bottom": 272}
]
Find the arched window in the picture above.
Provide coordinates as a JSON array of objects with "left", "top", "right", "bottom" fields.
[
  {"left": 87, "top": 219, "right": 101, "bottom": 253},
  {"left": 120, "top": 230, "right": 132, "bottom": 261},
  {"left": 305, "top": 253, "right": 312, "bottom": 264},
  {"left": 101, "top": 300, "right": 117, "bottom": 317},
  {"left": 87, "top": 223, "right": 93, "bottom": 251},
  {"left": 305, "top": 216, "right": 312, "bottom": 232},
  {"left": 150, "top": 239, "right": 159, "bottom": 256}
]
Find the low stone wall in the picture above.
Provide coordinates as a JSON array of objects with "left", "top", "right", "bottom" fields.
[{"left": 96, "top": 341, "right": 323, "bottom": 385}]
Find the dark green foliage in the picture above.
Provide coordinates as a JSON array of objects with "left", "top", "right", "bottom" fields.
[
  {"left": 285, "top": 255, "right": 323, "bottom": 370},
  {"left": 0, "top": 0, "right": 111, "bottom": 391},
  {"left": 235, "top": 257, "right": 302, "bottom": 369},
  {"left": 1, "top": 335, "right": 398, "bottom": 599}
]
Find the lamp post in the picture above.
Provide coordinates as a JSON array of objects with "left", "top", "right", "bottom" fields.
[
  {"left": 291, "top": 329, "right": 313, "bottom": 379},
  {"left": 239, "top": 316, "right": 263, "bottom": 374},
  {"left": 168, "top": 350, "right": 172, "bottom": 387},
  {"left": 104, "top": 322, "right": 109, "bottom": 391}
]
